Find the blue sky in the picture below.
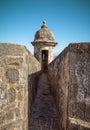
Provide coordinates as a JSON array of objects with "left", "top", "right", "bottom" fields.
[{"left": 0, "top": 0, "right": 90, "bottom": 55}]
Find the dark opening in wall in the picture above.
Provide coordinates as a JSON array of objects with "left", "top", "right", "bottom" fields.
[{"left": 42, "top": 50, "right": 48, "bottom": 70}]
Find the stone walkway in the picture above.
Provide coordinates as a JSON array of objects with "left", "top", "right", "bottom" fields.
[{"left": 29, "top": 73, "right": 60, "bottom": 130}]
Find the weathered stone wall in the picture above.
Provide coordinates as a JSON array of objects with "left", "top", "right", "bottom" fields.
[
  {"left": 68, "top": 43, "right": 90, "bottom": 130},
  {"left": 48, "top": 43, "right": 90, "bottom": 130},
  {"left": 28, "top": 71, "right": 41, "bottom": 128},
  {"left": 48, "top": 46, "right": 69, "bottom": 130},
  {"left": 0, "top": 43, "right": 40, "bottom": 130}
]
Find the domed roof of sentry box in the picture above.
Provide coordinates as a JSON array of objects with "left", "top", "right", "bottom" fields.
[{"left": 31, "top": 21, "right": 57, "bottom": 46}]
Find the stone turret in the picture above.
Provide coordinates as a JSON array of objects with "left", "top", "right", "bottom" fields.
[{"left": 31, "top": 21, "right": 57, "bottom": 69}]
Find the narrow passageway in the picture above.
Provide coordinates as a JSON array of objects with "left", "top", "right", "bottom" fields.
[{"left": 29, "top": 73, "right": 60, "bottom": 130}]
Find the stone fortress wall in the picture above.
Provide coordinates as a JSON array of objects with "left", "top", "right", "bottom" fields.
[
  {"left": 0, "top": 42, "right": 90, "bottom": 130},
  {"left": 0, "top": 43, "right": 40, "bottom": 130},
  {"left": 48, "top": 43, "right": 90, "bottom": 130}
]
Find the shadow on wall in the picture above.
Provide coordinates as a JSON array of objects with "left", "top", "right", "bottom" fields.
[
  {"left": 28, "top": 71, "right": 41, "bottom": 128},
  {"left": 47, "top": 47, "right": 69, "bottom": 130}
]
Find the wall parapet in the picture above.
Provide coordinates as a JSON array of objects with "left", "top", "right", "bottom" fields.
[
  {"left": 0, "top": 43, "right": 41, "bottom": 130},
  {"left": 48, "top": 42, "right": 90, "bottom": 130}
]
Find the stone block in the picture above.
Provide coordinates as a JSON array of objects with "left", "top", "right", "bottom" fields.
[
  {"left": 7, "top": 88, "right": 16, "bottom": 103},
  {"left": 6, "top": 69, "right": 19, "bottom": 84},
  {"left": 6, "top": 57, "right": 23, "bottom": 67},
  {"left": 6, "top": 111, "right": 14, "bottom": 120}
]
